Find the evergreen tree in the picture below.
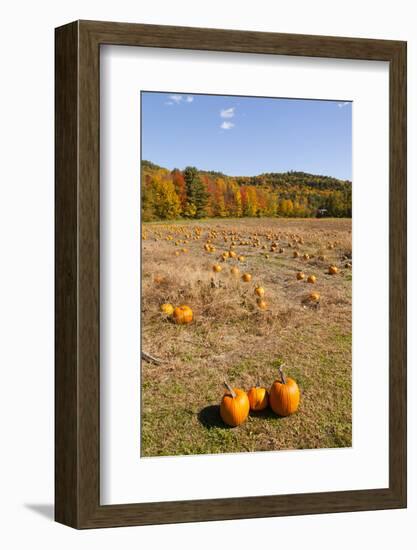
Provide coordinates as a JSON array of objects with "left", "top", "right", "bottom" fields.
[{"left": 183, "top": 166, "right": 209, "bottom": 218}]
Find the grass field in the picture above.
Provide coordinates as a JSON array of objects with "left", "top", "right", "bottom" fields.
[{"left": 141, "top": 217, "right": 352, "bottom": 457}]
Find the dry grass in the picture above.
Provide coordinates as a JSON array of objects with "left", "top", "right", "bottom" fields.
[{"left": 141, "top": 218, "right": 352, "bottom": 456}]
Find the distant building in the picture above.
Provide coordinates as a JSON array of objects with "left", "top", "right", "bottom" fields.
[{"left": 316, "top": 208, "right": 328, "bottom": 218}]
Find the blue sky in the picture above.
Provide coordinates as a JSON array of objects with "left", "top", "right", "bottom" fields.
[{"left": 141, "top": 92, "right": 352, "bottom": 180}]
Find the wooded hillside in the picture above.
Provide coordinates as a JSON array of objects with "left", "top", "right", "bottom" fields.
[{"left": 141, "top": 160, "right": 352, "bottom": 221}]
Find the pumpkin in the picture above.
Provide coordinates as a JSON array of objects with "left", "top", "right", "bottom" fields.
[
  {"left": 254, "top": 286, "right": 265, "bottom": 297},
  {"left": 230, "top": 266, "right": 240, "bottom": 277},
  {"left": 238, "top": 255, "right": 245, "bottom": 262},
  {"left": 212, "top": 264, "right": 222, "bottom": 273},
  {"left": 296, "top": 271, "right": 305, "bottom": 280},
  {"left": 220, "top": 382, "right": 250, "bottom": 427},
  {"left": 242, "top": 273, "right": 252, "bottom": 283},
  {"left": 172, "top": 305, "right": 193, "bottom": 325},
  {"left": 309, "top": 291, "right": 320, "bottom": 302},
  {"left": 328, "top": 265, "right": 338, "bottom": 275},
  {"left": 293, "top": 251, "right": 300, "bottom": 258},
  {"left": 303, "top": 254, "right": 310, "bottom": 261},
  {"left": 154, "top": 275, "right": 165, "bottom": 284},
  {"left": 256, "top": 298, "right": 268, "bottom": 310},
  {"left": 269, "top": 365, "right": 300, "bottom": 416},
  {"left": 307, "top": 275, "right": 317, "bottom": 284},
  {"left": 160, "top": 303, "right": 174, "bottom": 316},
  {"left": 247, "top": 384, "right": 269, "bottom": 411}
]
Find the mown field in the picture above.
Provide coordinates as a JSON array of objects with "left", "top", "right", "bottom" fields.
[{"left": 141, "top": 218, "right": 352, "bottom": 457}]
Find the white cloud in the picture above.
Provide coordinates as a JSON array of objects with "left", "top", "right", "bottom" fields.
[
  {"left": 169, "top": 94, "right": 183, "bottom": 104},
  {"left": 165, "top": 94, "right": 194, "bottom": 105},
  {"left": 220, "top": 107, "right": 235, "bottom": 118},
  {"left": 337, "top": 101, "right": 350, "bottom": 108},
  {"left": 221, "top": 121, "right": 235, "bottom": 130}
]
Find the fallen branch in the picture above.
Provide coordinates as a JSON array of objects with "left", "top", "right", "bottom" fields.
[{"left": 141, "top": 351, "right": 164, "bottom": 364}]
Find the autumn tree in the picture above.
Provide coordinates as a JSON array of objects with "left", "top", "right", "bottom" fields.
[
  {"left": 141, "top": 174, "right": 156, "bottom": 222},
  {"left": 171, "top": 169, "right": 187, "bottom": 211},
  {"left": 148, "top": 172, "right": 181, "bottom": 220}
]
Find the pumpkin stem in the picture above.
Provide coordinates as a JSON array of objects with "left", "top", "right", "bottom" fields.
[
  {"left": 279, "top": 364, "right": 287, "bottom": 384},
  {"left": 223, "top": 380, "right": 236, "bottom": 398}
]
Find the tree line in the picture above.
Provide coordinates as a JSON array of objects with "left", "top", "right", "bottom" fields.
[{"left": 141, "top": 160, "right": 352, "bottom": 221}]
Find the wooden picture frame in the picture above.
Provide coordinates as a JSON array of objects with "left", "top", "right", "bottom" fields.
[{"left": 55, "top": 20, "right": 407, "bottom": 528}]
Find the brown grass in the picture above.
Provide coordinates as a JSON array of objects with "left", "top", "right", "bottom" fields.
[{"left": 141, "top": 218, "right": 352, "bottom": 456}]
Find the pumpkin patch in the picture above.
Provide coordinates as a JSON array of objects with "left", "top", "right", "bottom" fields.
[{"left": 142, "top": 217, "right": 352, "bottom": 456}]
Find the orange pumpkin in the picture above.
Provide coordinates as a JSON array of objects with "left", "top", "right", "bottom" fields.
[
  {"left": 242, "top": 273, "right": 252, "bottom": 283},
  {"left": 254, "top": 286, "right": 265, "bottom": 297},
  {"left": 212, "top": 264, "right": 222, "bottom": 273},
  {"left": 220, "top": 382, "right": 250, "bottom": 427},
  {"left": 307, "top": 275, "right": 317, "bottom": 284},
  {"left": 328, "top": 265, "right": 338, "bottom": 275},
  {"left": 256, "top": 298, "right": 268, "bottom": 310},
  {"left": 270, "top": 365, "right": 300, "bottom": 416},
  {"left": 309, "top": 291, "right": 320, "bottom": 303},
  {"left": 247, "top": 384, "right": 269, "bottom": 411},
  {"left": 230, "top": 266, "right": 240, "bottom": 277},
  {"left": 172, "top": 305, "right": 193, "bottom": 325},
  {"left": 296, "top": 271, "right": 305, "bottom": 280}
]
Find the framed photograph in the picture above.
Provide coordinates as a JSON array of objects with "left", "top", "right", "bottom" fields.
[{"left": 55, "top": 20, "right": 406, "bottom": 528}]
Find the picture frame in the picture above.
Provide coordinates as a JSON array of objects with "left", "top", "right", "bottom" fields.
[{"left": 55, "top": 20, "right": 407, "bottom": 528}]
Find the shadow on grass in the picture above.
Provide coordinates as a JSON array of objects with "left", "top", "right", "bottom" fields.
[
  {"left": 198, "top": 404, "right": 283, "bottom": 429},
  {"left": 198, "top": 405, "right": 230, "bottom": 429}
]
